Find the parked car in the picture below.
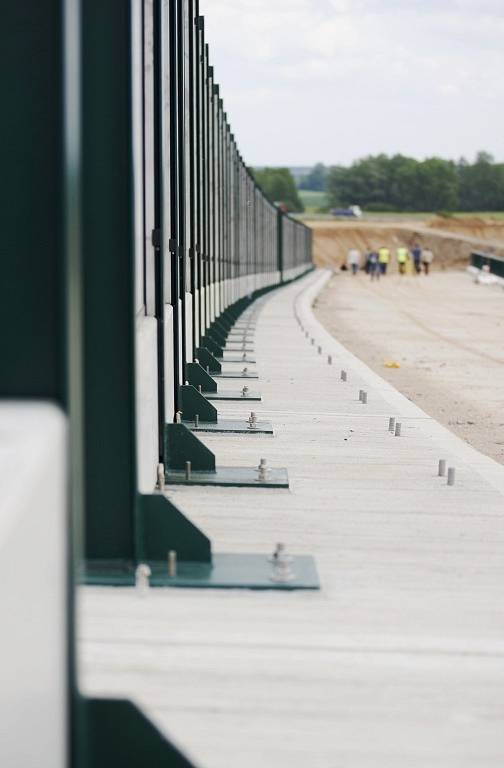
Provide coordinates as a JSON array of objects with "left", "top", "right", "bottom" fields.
[{"left": 330, "top": 205, "right": 362, "bottom": 218}]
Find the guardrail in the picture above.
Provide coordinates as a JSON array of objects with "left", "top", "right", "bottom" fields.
[
  {"left": 471, "top": 251, "right": 504, "bottom": 279},
  {"left": 2, "top": 0, "right": 313, "bottom": 765}
]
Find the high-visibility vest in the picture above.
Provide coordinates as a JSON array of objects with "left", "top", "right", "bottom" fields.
[
  {"left": 397, "top": 247, "right": 408, "bottom": 263},
  {"left": 378, "top": 248, "right": 389, "bottom": 263}
]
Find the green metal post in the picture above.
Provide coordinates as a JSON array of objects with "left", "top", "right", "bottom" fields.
[{"left": 277, "top": 209, "right": 284, "bottom": 282}]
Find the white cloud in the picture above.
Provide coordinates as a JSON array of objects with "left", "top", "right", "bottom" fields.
[{"left": 200, "top": 0, "right": 504, "bottom": 165}]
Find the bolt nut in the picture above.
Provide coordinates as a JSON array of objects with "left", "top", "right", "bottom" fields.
[
  {"left": 135, "top": 563, "right": 152, "bottom": 594},
  {"left": 270, "top": 558, "right": 296, "bottom": 583},
  {"left": 157, "top": 463, "right": 165, "bottom": 490},
  {"left": 168, "top": 550, "right": 177, "bottom": 578}
]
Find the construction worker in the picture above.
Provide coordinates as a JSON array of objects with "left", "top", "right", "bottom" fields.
[
  {"left": 346, "top": 248, "right": 361, "bottom": 275},
  {"left": 396, "top": 246, "right": 409, "bottom": 275},
  {"left": 378, "top": 246, "right": 390, "bottom": 276},
  {"left": 411, "top": 243, "right": 422, "bottom": 274},
  {"left": 422, "top": 247, "right": 434, "bottom": 275},
  {"left": 367, "top": 250, "right": 379, "bottom": 280}
]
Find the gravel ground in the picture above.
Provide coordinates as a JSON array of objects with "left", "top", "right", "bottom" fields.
[{"left": 314, "top": 269, "right": 504, "bottom": 464}]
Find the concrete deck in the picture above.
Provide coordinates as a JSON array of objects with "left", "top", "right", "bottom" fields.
[{"left": 80, "top": 269, "right": 504, "bottom": 768}]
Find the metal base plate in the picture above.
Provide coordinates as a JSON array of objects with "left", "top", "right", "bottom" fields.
[
  {"left": 217, "top": 356, "right": 257, "bottom": 364},
  {"left": 166, "top": 465, "right": 288, "bottom": 488},
  {"left": 204, "top": 390, "right": 261, "bottom": 401},
  {"left": 213, "top": 371, "right": 259, "bottom": 379},
  {"left": 183, "top": 418, "right": 273, "bottom": 434},
  {"left": 83, "top": 554, "right": 319, "bottom": 590}
]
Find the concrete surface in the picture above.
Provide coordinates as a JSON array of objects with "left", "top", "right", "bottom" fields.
[
  {"left": 314, "top": 269, "right": 504, "bottom": 464},
  {"left": 80, "top": 269, "right": 504, "bottom": 768}
]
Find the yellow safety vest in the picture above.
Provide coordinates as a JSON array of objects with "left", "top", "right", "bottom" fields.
[
  {"left": 397, "top": 248, "right": 408, "bottom": 263},
  {"left": 378, "top": 248, "right": 389, "bottom": 263}
]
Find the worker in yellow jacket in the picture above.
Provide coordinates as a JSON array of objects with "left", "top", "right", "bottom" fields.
[
  {"left": 378, "top": 246, "right": 390, "bottom": 276},
  {"left": 396, "top": 246, "right": 409, "bottom": 275}
]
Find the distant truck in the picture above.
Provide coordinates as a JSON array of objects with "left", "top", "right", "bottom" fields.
[{"left": 330, "top": 205, "right": 362, "bottom": 219}]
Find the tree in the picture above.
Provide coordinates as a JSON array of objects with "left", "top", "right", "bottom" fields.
[
  {"left": 387, "top": 155, "right": 420, "bottom": 210},
  {"left": 327, "top": 152, "right": 504, "bottom": 212},
  {"left": 416, "top": 158, "right": 459, "bottom": 211},
  {"left": 253, "top": 168, "right": 304, "bottom": 212},
  {"left": 327, "top": 155, "right": 390, "bottom": 208},
  {"left": 298, "top": 163, "right": 329, "bottom": 191},
  {"left": 326, "top": 165, "right": 349, "bottom": 207},
  {"left": 458, "top": 152, "right": 504, "bottom": 211}
]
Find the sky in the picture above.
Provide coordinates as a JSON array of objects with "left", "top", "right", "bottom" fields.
[{"left": 200, "top": 0, "right": 504, "bottom": 167}]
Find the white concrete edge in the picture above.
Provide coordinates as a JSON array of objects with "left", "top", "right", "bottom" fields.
[
  {"left": 466, "top": 264, "right": 504, "bottom": 288},
  {"left": 0, "top": 401, "right": 67, "bottom": 768},
  {"left": 296, "top": 268, "right": 504, "bottom": 496}
]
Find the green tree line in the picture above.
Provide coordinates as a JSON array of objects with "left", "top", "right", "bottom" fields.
[
  {"left": 298, "top": 163, "right": 329, "bottom": 191},
  {"left": 252, "top": 167, "right": 303, "bottom": 212},
  {"left": 302, "top": 153, "right": 504, "bottom": 212}
]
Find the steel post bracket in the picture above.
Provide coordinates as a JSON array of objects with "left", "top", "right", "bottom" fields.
[
  {"left": 81, "top": 697, "right": 197, "bottom": 767},
  {"left": 226, "top": 334, "right": 254, "bottom": 342},
  {"left": 213, "top": 318, "right": 232, "bottom": 336},
  {"left": 213, "top": 371, "right": 259, "bottom": 379},
  {"left": 137, "top": 493, "right": 212, "bottom": 562},
  {"left": 217, "top": 355, "right": 257, "bottom": 364},
  {"left": 165, "top": 422, "right": 215, "bottom": 471},
  {"left": 225, "top": 345, "right": 255, "bottom": 353},
  {"left": 183, "top": 418, "right": 273, "bottom": 434},
  {"left": 186, "top": 361, "right": 218, "bottom": 392},
  {"left": 206, "top": 326, "right": 227, "bottom": 347},
  {"left": 166, "top": 465, "right": 288, "bottom": 488},
  {"left": 84, "top": 553, "right": 320, "bottom": 590},
  {"left": 180, "top": 384, "right": 218, "bottom": 422},
  {"left": 196, "top": 346, "right": 222, "bottom": 373},
  {"left": 185, "top": 364, "right": 261, "bottom": 400},
  {"left": 204, "top": 389, "right": 261, "bottom": 401},
  {"left": 164, "top": 423, "right": 282, "bottom": 486},
  {"left": 201, "top": 335, "right": 223, "bottom": 358}
]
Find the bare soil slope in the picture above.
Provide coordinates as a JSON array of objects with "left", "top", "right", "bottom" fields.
[
  {"left": 427, "top": 216, "right": 504, "bottom": 242},
  {"left": 309, "top": 219, "right": 504, "bottom": 271}
]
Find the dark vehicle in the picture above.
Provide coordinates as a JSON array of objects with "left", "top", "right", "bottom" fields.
[{"left": 330, "top": 205, "right": 362, "bottom": 218}]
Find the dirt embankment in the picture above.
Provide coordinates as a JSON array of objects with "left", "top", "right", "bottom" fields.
[
  {"left": 427, "top": 216, "right": 504, "bottom": 242},
  {"left": 308, "top": 219, "right": 504, "bottom": 272}
]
